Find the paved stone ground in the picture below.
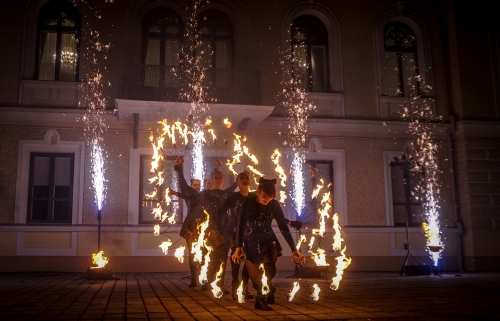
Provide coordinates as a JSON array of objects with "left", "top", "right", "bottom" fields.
[{"left": 0, "top": 270, "right": 499, "bottom": 320}]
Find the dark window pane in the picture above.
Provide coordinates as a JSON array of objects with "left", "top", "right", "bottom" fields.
[
  {"left": 55, "top": 185, "right": 71, "bottom": 198},
  {"left": 54, "top": 201, "right": 71, "bottom": 221},
  {"left": 32, "top": 201, "right": 49, "bottom": 220},
  {"left": 33, "top": 185, "right": 50, "bottom": 198}
]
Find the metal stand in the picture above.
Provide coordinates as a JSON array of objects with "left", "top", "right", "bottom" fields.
[{"left": 97, "top": 209, "right": 102, "bottom": 252}]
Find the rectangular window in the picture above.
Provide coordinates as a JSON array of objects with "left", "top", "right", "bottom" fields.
[
  {"left": 311, "top": 45, "right": 327, "bottom": 92},
  {"left": 390, "top": 162, "right": 424, "bottom": 226},
  {"left": 28, "top": 153, "right": 74, "bottom": 224},
  {"left": 300, "top": 160, "right": 334, "bottom": 223},
  {"left": 139, "top": 155, "right": 183, "bottom": 224}
]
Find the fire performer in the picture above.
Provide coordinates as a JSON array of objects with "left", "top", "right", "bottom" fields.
[
  {"left": 169, "top": 159, "right": 236, "bottom": 291},
  {"left": 232, "top": 178, "right": 306, "bottom": 311}
]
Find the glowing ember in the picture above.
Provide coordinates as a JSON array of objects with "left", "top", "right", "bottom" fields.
[
  {"left": 237, "top": 281, "right": 246, "bottom": 303},
  {"left": 223, "top": 117, "right": 232, "bottom": 128},
  {"left": 210, "top": 263, "right": 225, "bottom": 299},
  {"left": 259, "top": 264, "right": 270, "bottom": 295},
  {"left": 310, "top": 284, "right": 320, "bottom": 301},
  {"left": 295, "top": 234, "right": 307, "bottom": 251},
  {"left": 330, "top": 246, "right": 352, "bottom": 290},
  {"left": 159, "top": 240, "right": 173, "bottom": 255},
  {"left": 287, "top": 281, "right": 300, "bottom": 302},
  {"left": 309, "top": 247, "right": 330, "bottom": 267},
  {"left": 175, "top": 246, "right": 185, "bottom": 263},
  {"left": 92, "top": 251, "right": 108, "bottom": 268},
  {"left": 154, "top": 224, "right": 160, "bottom": 236}
]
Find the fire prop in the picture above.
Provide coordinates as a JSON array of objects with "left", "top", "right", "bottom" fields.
[
  {"left": 237, "top": 281, "right": 246, "bottom": 303},
  {"left": 287, "top": 281, "right": 300, "bottom": 302},
  {"left": 403, "top": 99, "right": 444, "bottom": 266},
  {"left": 278, "top": 40, "right": 316, "bottom": 216},
  {"left": 310, "top": 284, "right": 320, "bottom": 301},
  {"left": 159, "top": 240, "right": 173, "bottom": 255},
  {"left": 226, "top": 133, "right": 263, "bottom": 185},
  {"left": 210, "top": 263, "right": 225, "bottom": 299},
  {"left": 330, "top": 213, "right": 352, "bottom": 290},
  {"left": 272, "top": 149, "right": 288, "bottom": 205},
  {"left": 92, "top": 251, "right": 108, "bottom": 268},
  {"left": 175, "top": 246, "right": 185, "bottom": 263},
  {"left": 259, "top": 264, "right": 270, "bottom": 295}
]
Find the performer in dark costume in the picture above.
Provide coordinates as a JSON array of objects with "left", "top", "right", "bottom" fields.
[
  {"left": 219, "top": 171, "right": 253, "bottom": 300},
  {"left": 171, "top": 157, "right": 203, "bottom": 288},
  {"left": 232, "top": 178, "right": 306, "bottom": 311},
  {"left": 170, "top": 161, "right": 236, "bottom": 292}
]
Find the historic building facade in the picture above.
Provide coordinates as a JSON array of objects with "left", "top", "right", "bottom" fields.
[{"left": 0, "top": 0, "right": 499, "bottom": 272}]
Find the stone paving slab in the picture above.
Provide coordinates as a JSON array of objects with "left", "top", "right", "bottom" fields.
[{"left": 0, "top": 271, "right": 499, "bottom": 320}]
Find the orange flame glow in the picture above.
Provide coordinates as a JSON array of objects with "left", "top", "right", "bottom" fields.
[
  {"left": 310, "top": 284, "right": 320, "bottom": 301},
  {"left": 159, "top": 240, "right": 173, "bottom": 255},
  {"left": 296, "top": 234, "right": 307, "bottom": 251},
  {"left": 223, "top": 117, "right": 232, "bottom": 128},
  {"left": 259, "top": 264, "right": 270, "bottom": 295},
  {"left": 154, "top": 224, "right": 160, "bottom": 236},
  {"left": 309, "top": 247, "right": 330, "bottom": 266},
  {"left": 237, "top": 281, "right": 246, "bottom": 303},
  {"left": 210, "top": 263, "right": 225, "bottom": 299},
  {"left": 92, "top": 251, "right": 108, "bottom": 268},
  {"left": 175, "top": 246, "right": 185, "bottom": 263},
  {"left": 330, "top": 246, "right": 352, "bottom": 290},
  {"left": 287, "top": 281, "right": 300, "bottom": 302}
]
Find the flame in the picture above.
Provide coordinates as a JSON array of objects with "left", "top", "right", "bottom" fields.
[
  {"left": 191, "top": 210, "right": 210, "bottom": 263},
  {"left": 175, "top": 246, "right": 185, "bottom": 263},
  {"left": 287, "top": 281, "right": 300, "bottom": 302},
  {"left": 296, "top": 234, "right": 307, "bottom": 251},
  {"left": 311, "top": 178, "right": 324, "bottom": 199},
  {"left": 159, "top": 240, "right": 173, "bottom": 255},
  {"left": 210, "top": 263, "right": 225, "bottom": 299},
  {"left": 92, "top": 251, "right": 108, "bottom": 268},
  {"left": 309, "top": 247, "right": 330, "bottom": 267},
  {"left": 237, "top": 281, "right": 246, "bottom": 303},
  {"left": 312, "top": 191, "right": 331, "bottom": 237},
  {"left": 198, "top": 244, "right": 212, "bottom": 285},
  {"left": 207, "top": 128, "right": 216, "bottom": 141},
  {"left": 259, "top": 264, "right": 270, "bottom": 295},
  {"left": 226, "top": 133, "right": 243, "bottom": 176},
  {"left": 271, "top": 149, "right": 287, "bottom": 187},
  {"left": 310, "top": 284, "right": 320, "bottom": 301},
  {"left": 223, "top": 117, "right": 232, "bottom": 128},
  {"left": 279, "top": 190, "right": 287, "bottom": 205},
  {"left": 332, "top": 213, "right": 343, "bottom": 251},
  {"left": 330, "top": 246, "right": 352, "bottom": 290},
  {"left": 308, "top": 235, "right": 316, "bottom": 249},
  {"left": 205, "top": 118, "right": 212, "bottom": 126},
  {"left": 154, "top": 224, "right": 160, "bottom": 236}
]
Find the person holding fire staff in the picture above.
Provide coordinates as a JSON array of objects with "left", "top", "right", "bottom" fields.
[
  {"left": 169, "top": 158, "right": 235, "bottom": 292},
  {"left": 170, "top": 157, "right": 234, "bottom": 288},
  {"left": 220, "top": 172, "right": 303, "bottom": 301},
  {"left": 232, "top": 178, "right": 306, "bottom": 311}
]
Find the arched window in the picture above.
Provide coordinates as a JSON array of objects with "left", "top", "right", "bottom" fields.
[
  {"left": 291, "top": 15, "right": 328, "bottom": 92},
  {"left": 383, "top": 21, "right": 419, "bottom": 97},
  {"left": 36, "top": 0, "right": 81, "bottom": 81},
  {"left": 197, "top": 9, "right": 233, "bottom": 69},
  {"left": 142, "top": 8, "right": 182, "bottom": 87}
]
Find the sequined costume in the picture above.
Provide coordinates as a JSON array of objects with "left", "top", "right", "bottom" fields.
[{"left": 236, "top": 195, "right": 297, "bottom": 265}]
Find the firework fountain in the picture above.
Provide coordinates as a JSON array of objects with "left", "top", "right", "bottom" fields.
[
  {"left": 403, "top": 100, "right": 444, "bottom": 267},
  {"left": 78, "top": 0, "right": 112, "bottom": 279},
  {"left": 278, "top": 38, "right": 316, "bottom": 217}
]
